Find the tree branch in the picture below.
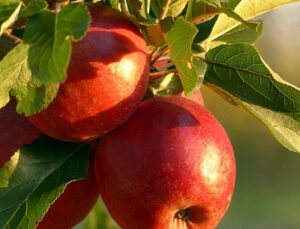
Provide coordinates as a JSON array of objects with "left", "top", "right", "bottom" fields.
[{"left": 0, "top": 34, "right": 22, "bottom": 59}]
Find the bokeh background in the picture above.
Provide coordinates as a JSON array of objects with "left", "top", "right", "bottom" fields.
[{"left": 75, "top": 3, "right": 300, "bottom": 228}]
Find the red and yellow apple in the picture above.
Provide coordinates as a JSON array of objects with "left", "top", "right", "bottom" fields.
[
  {"left": 28, "top": 4, "right": 149, "bottom": 142},
  {"left": 94, "top": 96, "right": 235, "bottom": 229}
]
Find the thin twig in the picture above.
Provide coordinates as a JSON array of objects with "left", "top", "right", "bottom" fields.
[
  {"left": 150, "top": 47, "right": 169, "bottom": 66},
  {"left": 149, "top": 69, "right": 177, "bottom": 80},
  {"left": 190, "top": 12, "right": 220, "bottom": 24},
  {"left": 149, "top": 47, "right": 158, "bottom": 63},
  {"left": 159, "top": 0, "right": 171, "bottom": 20},
  {"left": 0, "top": 33, "right": 22, "bottom": 55}
]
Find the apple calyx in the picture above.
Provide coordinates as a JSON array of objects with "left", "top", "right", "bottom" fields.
[{"left": 175, "top": 209, "right": 192, "bottom": 221}]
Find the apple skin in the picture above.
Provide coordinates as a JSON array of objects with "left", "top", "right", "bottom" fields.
[
  {"left": 27, "top": 4, "right": 149, "bottom": 142},
  {"left": 36, "top": 154, "right": 99, "bottom": 229},
  {"left": 94, "top": 96, "right": 235, "bottom": 229},
  {"left": 180, "top": 90, "right": 204, "bottom": 106},
  {"left": 0, "top": 101, "right": 40, "bottom": 168}
]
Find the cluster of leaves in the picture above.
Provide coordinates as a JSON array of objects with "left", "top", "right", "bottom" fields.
[
  {"left": 132, "top": 0, "right": 300, "bottom": 153},
  {"left": 0, "top": 0, "right": 91, "bottom": 115},
  {"left": 0, "top": 0, "right": 300, "bottom": 228},
  {"left": 0, "top": 1, "right": 91, "bottom": 228},
  {"left": 1, "top": 0, "right": 299, "bottom": 150}
]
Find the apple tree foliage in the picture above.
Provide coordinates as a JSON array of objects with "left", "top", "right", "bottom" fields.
[{"left": 0, "top": 0, "right": 300, "bottom": 228}]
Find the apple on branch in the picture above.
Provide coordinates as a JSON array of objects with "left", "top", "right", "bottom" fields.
[
  {"left": 27, "top": 4, "right": 149, "bottom": 142},
  {"left": 94, "top": 96, "right": 236, "bottom": 229}
]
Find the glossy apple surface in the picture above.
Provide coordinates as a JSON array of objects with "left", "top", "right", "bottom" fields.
[
  {"left": 36, "top": 155, "right": 99, "bottom": 229},
  {"left": 28, "top": 4, "right": 149, "bottom": 142},
  {"left": 94, "top": 96, "right": 235, "bottom": 229},
  {"left": 0, "top": 101, "right": 40, "bottom": 168}
]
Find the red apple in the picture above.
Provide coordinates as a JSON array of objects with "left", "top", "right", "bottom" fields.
[
  {"left": 94, "top": 96, "right": 235, "bottom": 229},
  {"left": 180, "top": 90, "right": 204, "bottom": 106},
  {"left": 27, "top": 4, "right": 149, "bottom": 142},
  {"left": 0, "top": 101, "right": 40, "bottom": 168},
  {"left": 36, "top": 154, "right": 99, "bottom": 229}
]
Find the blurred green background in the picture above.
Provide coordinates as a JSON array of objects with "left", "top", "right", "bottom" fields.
[{"left": 75, "top": 3, "right": 300, "bottom": 229}]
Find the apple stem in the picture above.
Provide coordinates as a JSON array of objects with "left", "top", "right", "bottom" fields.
[
  {"left": 150, "top": 47, "right": 169, "bottom": 66},
  {"left": 149, "top": 70, "right": 177, "bottom": 80},
  {"left": 149, "top": 47, "right": 159, "bottom": 60}
]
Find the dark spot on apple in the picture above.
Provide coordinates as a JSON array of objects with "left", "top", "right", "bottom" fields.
[
  {"left": 175, "top": 209, "right": 192, "bottom": 221},
  {"left": 175, "top": 206, "right": 207, "bottom": 223}
]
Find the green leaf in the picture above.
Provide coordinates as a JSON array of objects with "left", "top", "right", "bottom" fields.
[
  {"left": 151, "top": 0, "right": 188, "bottom": 19},
  {"left": 13, "top": 77, "right": 60, "bottom": 115},
  {"left": 143, "top": 24, "right": 165, "bottom": 47},
  {"left": 20, "top": 0, "right": 48, "bottom": 18},
  {"left": 122, "top": 0, "right": 141, "bottom": 17},
  {"left": 0, "top": 44, "right": 30, "bottom": 109},
  {"left": 0, "top": 3, "right": 90, "bottom": 114},
  {"left": 205, "top": 0, "right": 300, "bottom": 43},
  {"left": 201, "top": 0, "right": 228, "bottom": 8},
  {"left": 242, "top": 103, "right": 300, "bottom": 153},
  {"left": 214, "top": 20, "right": 263, "bottom": 43},
  {"left": 121, "top": 0, "right": 156, "bottom": 24},
  {"left": 0, "top": 136, "right": 89, "bottom": 229},
  {"left": 140, "top": 0, "right": 151, "bottom": 19},
  {"left": 162, "top": 18, "right": 206, "bottom": 94},
  {"left": 201, "top": 0, "right": 260, "bottom": 31},
  {"left": 148, "top": 73, "right": 183, "bottom": 97},
  {"left": 24, "top": 3, "right": 91, "bottom": 83},
  {"left": 0, "top": 0, "right": 19, "bottom": 21},
  {"left": 0, "top": 43, "right": 60, "bottom": 115},
  {"left": 109, "top": 0, "right": 120, "bottom": 10},
  {"left": 0, "top": 1, "right": 22, "bottom": 36},
  {"left": 226, "top": 0, "right": 241, "bottom": 9},
  {"left": 185, "top": 0, "right": 219, "bottom": 25},
  {"left": 204, "top": 44, "right": 300, "bottom": 153},
  {"left": 219, "top": 7, "right": 260, "bottom": 30}
]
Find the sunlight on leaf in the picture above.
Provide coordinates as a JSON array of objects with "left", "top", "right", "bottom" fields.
[
  {"left": 162, "top": 18, "right": 206, "bottom": 94},
  {"left": 0, "top": 136, "right": 89, "bottom": 229},
  {"left": 151, "top": 0, "right": 188, "bottom": 19},
  {"left": 206, "top": 0, "right": 300, "bottom": 44},
  {"left": 0, "top": 2, "right": 21, "bottom": 36},
  {"left": 0, "top": 3, "right": 90, "bottom": 115},
  {"left": 0, "top": 151, "right": 19, "bottom": 188},
  {"left": 205, "top": 44, "right": 300, "bottom": 153}
]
